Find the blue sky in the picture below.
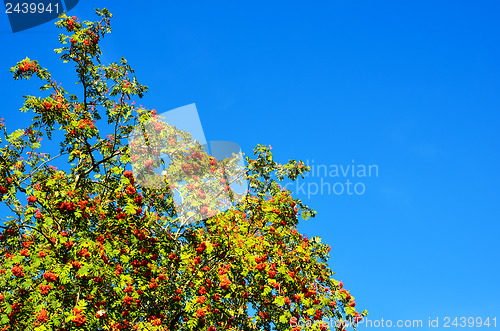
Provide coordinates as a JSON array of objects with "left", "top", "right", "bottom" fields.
[{"left": 1, "top": 1, "right": 499, "bottom": 329}]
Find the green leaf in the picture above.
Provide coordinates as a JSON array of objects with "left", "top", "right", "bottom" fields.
[
  {"left": 1, "top": 315, "right": 9, "bottom": 324},
  {"left": 274, "top": 295, "right": 285, "bottom": 306},
  {"left": 77, "top": 264, "right": 91, "bottom": 276},
  {"left": 279, "top": 314, "right": 289, "bottom": 324},
  {"left": 4, "top": 303, "right": 12, "bottom": 315}
]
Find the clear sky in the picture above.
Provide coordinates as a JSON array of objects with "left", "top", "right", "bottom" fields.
[{"left": 1, "top": 1, "right": 499, "bottom": 329}]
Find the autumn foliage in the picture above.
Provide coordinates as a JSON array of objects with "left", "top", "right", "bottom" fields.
[{"left": 0, "top": 8, "right": 366, "bottom": 331}]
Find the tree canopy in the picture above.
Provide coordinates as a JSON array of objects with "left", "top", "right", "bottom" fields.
[{"left": 0, "top": 9, "right": 366, "bottom": 331}]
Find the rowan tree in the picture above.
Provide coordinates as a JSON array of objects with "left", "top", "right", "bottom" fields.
[{"left": 0, "top": 9, "right": 367, "bottom": 331}]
